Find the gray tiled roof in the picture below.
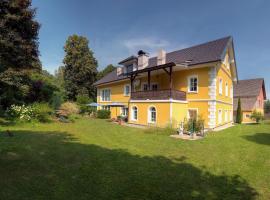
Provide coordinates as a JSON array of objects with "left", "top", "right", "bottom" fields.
[
  {"left": 233, "top": 78, "right": 266, "bottom": 111},
  {"left": 94, "top": 36, "right": 232, "bottom": 86}
]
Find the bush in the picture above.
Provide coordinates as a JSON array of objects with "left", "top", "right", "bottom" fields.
[
  {"left": 32, "top": 103, "right": 53, "bottom": 122},
  {"left": 6, "top": 104, "right": 34, "bottom": 122},
  {"left": 57, "top": 102, "right": 79, "bottom": 117},
  {"left": 50, "top": 92, "right": 64, "bottom": 110},
  {"left": 236, "top": 98, "right": 242, "bottom": 124},
  {"left": 184, "top": 116, "right": 205, "bottom": 134},
  {"left": 250, "top": 110, "right": 263, "bottom": 123},
  {"left": 97, "top": 109, "right": 111, "bottom": 119}
]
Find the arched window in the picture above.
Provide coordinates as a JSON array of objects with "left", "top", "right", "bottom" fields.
[
  {"left": 132, "top": 106, "right": 138, "bottom": 120},
  {"left": 148, "top": 107, "right": 156, "bottom": 123}
]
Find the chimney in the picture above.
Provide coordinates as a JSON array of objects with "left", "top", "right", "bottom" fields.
[
  {"left": 137, "top": 50, "right": 149, "bottom": 70},
  {"left": 157, "top": 49, "right": 166, "bottom": 65},
  {"left": 116, "top": 67, "right": 123, "bottom": 76}
]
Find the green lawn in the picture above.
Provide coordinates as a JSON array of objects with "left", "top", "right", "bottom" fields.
[{"left": 0, "top": 118, "right": 269, "bottom": 200}]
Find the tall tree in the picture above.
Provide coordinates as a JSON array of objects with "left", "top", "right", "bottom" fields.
[
  {"left": 63, "top": 35, "right": 97, "bottom": 101},
  {"left": 0, "top": 0, "right": 41, "bottom": 108},
  {"left": 236, "top": 98, "right": 242, "bottom": 124},
  {"left": 97, "top": 64, "right": 116, "bottom": 80},
  {"left": 264, "top": 99, "right": 270, "bottom": 113}
]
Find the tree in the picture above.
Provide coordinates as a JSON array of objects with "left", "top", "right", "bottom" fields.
[
  {"left": 63, "top": 35, "right": 97, "bottom": 101},
  {"left": 250, "top": 110, "right": 263, "bottom": 123},
  {"left": 264, "top": 100, "right": 270, "bottom": 113},
  {"left": 236, "top": 98, "right": 242, "bottom": 124},
  {"left": 97, "top": 64, "right": 116, "bottom": 80},
  {"left": 0, "top": 0, "right": 41, "bottom": 108}
]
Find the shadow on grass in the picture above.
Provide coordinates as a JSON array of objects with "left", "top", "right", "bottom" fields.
[
  {"left": 0, "top": 130, "right": 257, "bottom": 200},
  {"left": 243, "top": 133, "right": 270, "bottom": 146}
]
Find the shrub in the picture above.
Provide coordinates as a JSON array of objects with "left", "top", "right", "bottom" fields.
[
  {"left": 76, "top": 94, "right": 91, "bottom": 105},
  {"left": 6, "top": 104, "right": 34, "bottom": 122},
  {"left": 97, "top": 109, "right": 111, "bottom": 119},
  {"left": 32, "top": 103, "right": 53, "bottom": 122},
  {"left": 57, "top": 102, "right": 79, "bottom": 117},
  {"left": 250, "top": 110, "right": 263, "bottom": 123},
  {"left": 236, "top": 98, "right": 242, "bottom": 124},
  {"left": 183, "top": 116, "right": 205, "bottom": 134},
  {"left": 50, "top": 92, "right": 64, "bottom": 110}
]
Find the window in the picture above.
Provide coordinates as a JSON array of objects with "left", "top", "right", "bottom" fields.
[
  {"left": 101, "top": 105, "right": 110, "bottom": 110},
  {"left": 188, "top": 109, "right": 198, "bottom": 120},
  {"left": 219, "top": 78, "right": 223, "bottom": 95},
  {"left": 126, "top": 64, "right": 133, "bottom": 73},
  {"left": 218, "top": 109, "right": 222, "bottom": 124},
  {"left": 152, "top": 84, "right": 158, "bottom": 91},
  {"left": 101, "top": 89, "right": 111, "bottom": 101},
  {"left": 121, "top": 107, "right": 128, "bottom": 116},
  {"left": 188, "top": 76, "right": 198, "bottom": 92},
  {"left": 148, "top": 107, "right": 156, "bottom": 123},
  {"left": 124, "top": 85, "right": 130, "bottom": 96},
  {"left": 230, "top": 86, "right": 233, "bottom": 98},
  {"left": 245, "top": 114, "right": 250, "bottom": 118},
  {"left": 225, "top": 110, "right": 228, "bottom": 122},
  {"left": 131, "top": 106, "right": 138, "bottom": 121},
  {"left": 143, "top": 83, "right": 148, "bottom": 91},
  {"left": 225, "top": 82, "right": 228, "bottom": 96}
]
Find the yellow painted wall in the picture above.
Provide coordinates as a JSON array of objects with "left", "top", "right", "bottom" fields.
[
  {"left": 187, "top": 101, "right": 209, "bottom": 127},
  {"left": 216, "top": 102, "right": 233, "bottom": 126},
  {"left": 171, "top": 102, "right": 188, "bottom": 128},
  {"left": 242, "top": 111, "right": 254, "bottom": 123}
]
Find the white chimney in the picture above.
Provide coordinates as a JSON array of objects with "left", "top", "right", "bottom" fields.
[
  {"left": 157, "top": 49, "right": 166, "bottom": 65},
  {"left": 116, "top": 67, "right": 123, "bottom": 76},
  {"left": 137, "top": 50, "right": 149, "bottom": 70}
]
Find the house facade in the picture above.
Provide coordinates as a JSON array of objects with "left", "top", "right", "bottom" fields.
[
  {"left": 94, "top": 36, "right": 238, "bottom": 129},
  {"left": 233, "top": 78, "right": 266, "bottom": 123}
]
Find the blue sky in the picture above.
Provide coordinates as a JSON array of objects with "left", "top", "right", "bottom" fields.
[{"left": 32, "top": 0, "right": 270, "bottom": 96}]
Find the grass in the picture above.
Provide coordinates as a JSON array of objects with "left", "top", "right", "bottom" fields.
[{"left": 0, "top": 118, "right": 269, "bottom": 200}]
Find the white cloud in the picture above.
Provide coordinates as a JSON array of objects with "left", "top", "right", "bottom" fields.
[{"left": 122, "top": 37, "right": 170, "bottom": 54}]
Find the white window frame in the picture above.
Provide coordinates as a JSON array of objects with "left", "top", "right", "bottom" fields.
[
  {"left": 225, "top": 82, "right": 228, "bottom": 97},
  {"left": 187, "top": 108, "right": 198, "bottom": 120},
  {"left": 101, "top": 88, "right": 111, "bottom": 102},
  {"left": 131, "top": 106, "right": 138, "bottom": 121},
  {"left": 123, "top": 84, "right": 130, "bottom": 96},
  {"left": 225, "top": 110, "right": 228, "bottom": 122},
  {"left": 245, "top": 114, "right": 250, "bottom": 119},
  {"left": 219, "top": 78, "right": 223, "bottom": 95},
  {"left": 148, "top": 106, "right": 157, "bottom": 123},
  {"left": 187, "top": 75, "right": 198, "bottom": 93},
  {"left": 121, "top": 107, "right": 128, "bottom": 116},
  {"left": 218, "top": 109, "right": 222, "bottom": 124}
]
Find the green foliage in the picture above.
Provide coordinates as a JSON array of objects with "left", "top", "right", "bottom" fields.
[
  {"left": 76, "top": 94, "right": 93, "bottom": 114},
  {"left": 50, "top": 91, "right": 64, "bottom": 110},
  {"left": 97, "top": 109, "right": 111, "bottom": 119},
  {"left": 0, "top": 0, "right": 41, "bottom": 108},
  {"left": 236, "top": 98, "right": 242, "bottom": 124},
  {"left": 63, "top": 35, "right": 98, "bottom": 101},
  {"left": 264, "top": 100, "right": 270, "bottom": 113},
  {"left": 97, "top": 64, "right": 116, "bottom": 80},
  {"left": 184, "top": 116, "right": 205, "bottom": 133},
  {"left": 6, "top": 104, "right": 34, "bottom": 122},
  {"left": 32, "top": 102, "right": 53, "bottom": 122},
  {"left": 57, "top": 102, "right": 79, "bottom": 117},
  {"left": 250, "top": 110, "right": 263, "bottom": 123}
]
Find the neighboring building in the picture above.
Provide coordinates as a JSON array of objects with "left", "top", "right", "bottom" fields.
[
  {"left": 94, "top": 36, "right": 238, "bottom": 129},
  {"left": 233, "top": 78, "right": 266, "bottom": 123}
]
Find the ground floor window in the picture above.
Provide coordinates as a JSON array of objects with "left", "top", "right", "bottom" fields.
[
  {"left": 245, "top": 114, "right": 250, "bottom": 118},
  {"left": 188, "top": 109, "right": 198, "bottom": 120},
  {"left": 131, "top": 106, "right": 138, "bottom": 120},
  {"left": 101, "top": 106, "right": 110, "bottom": 110},
  {"left": 218, "top": 109, "right": 222, "bottom": 124},
  {"left": 225, "top": 110, "right": 228, "bottom": 122},
  {"left": 148, "top": 106, "right": 156, "bottom": 123},
  {"left": 121, "top": 107, "right": 128, "bottom": 116}
]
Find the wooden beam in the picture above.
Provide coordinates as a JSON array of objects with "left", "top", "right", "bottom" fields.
[
  {"left": 163, "top": 68, "right": 170, "bottom": 75},
  {"left": 148, "top": 71, "right": 151, "bottom": 90}
]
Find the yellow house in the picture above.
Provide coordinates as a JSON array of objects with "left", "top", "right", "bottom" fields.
[
  {"left": 94, "top": 36, "right": 238, "bottom": 129},
  {"left": 233, "top": 78, "right": 266, "bottom": 123}
]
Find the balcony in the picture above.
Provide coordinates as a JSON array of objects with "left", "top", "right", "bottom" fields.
[{"left": 131, "top": 89, "right": 186, "bottom": 101}]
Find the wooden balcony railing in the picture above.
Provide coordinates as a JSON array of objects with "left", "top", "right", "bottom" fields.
[{"left": 131, "top": 89, "right": 186, "bottom": 101}]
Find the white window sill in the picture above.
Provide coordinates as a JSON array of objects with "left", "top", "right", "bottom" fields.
[{"left": 187, "top": 91, "right": 198, "bottom": 94}]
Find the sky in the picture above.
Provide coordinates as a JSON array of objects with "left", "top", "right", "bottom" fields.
[{"left": 32, "top": 0, "right": 270, "bottom": 97}]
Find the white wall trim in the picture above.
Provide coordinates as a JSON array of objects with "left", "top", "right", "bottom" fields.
[
  {"left": 147, "top": 105, "right": 157, "bottom": 124},
  {"left": 208, "top": 67, "right": 217, "bottom": 128},
  {"left": 188, "top": 99, "right": 232, "bottom": 105},
  {"left": 130, "top": 99, "right": 188, "bottom": 103}
]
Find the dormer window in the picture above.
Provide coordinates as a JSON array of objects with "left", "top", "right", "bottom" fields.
[{"left": 126, "top": 64, "right": 133, "bottom": 73}]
